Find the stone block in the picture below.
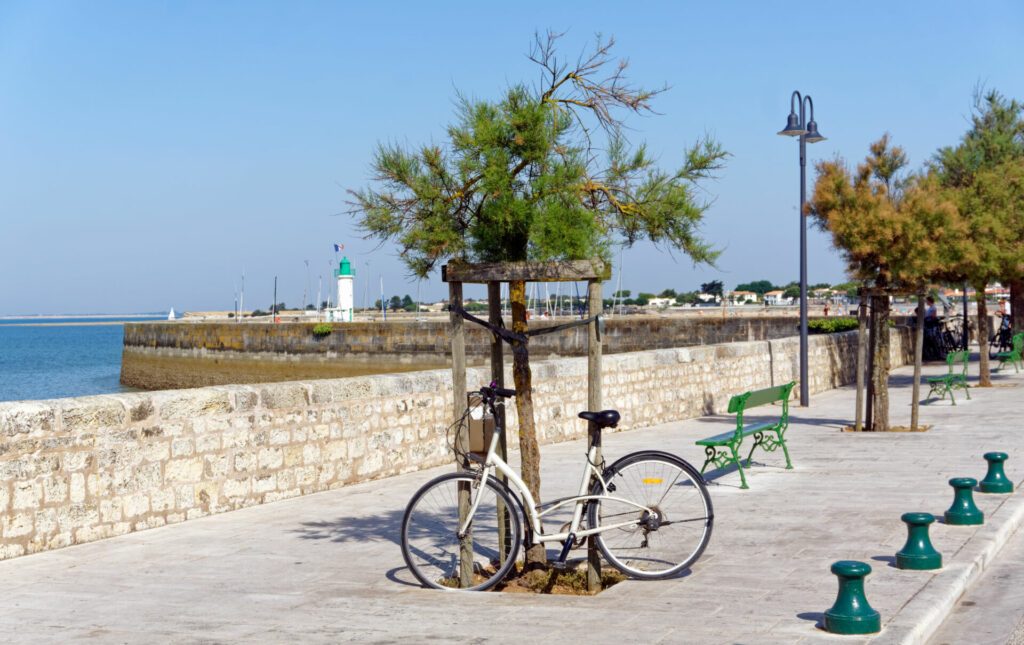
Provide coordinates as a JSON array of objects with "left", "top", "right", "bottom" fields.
[
  {"left": 151, "top": 488, "right": 175, "bottom": 512},
  {"left": 0, "top": 402, "right": 56, "bottom": 437},
  {"left": 3, "top": 512, "right": 33, "bottom": 538},
  {"left": 222, "top": 477, "right": 251, "bottom": 499},
  {"left": 43, "top": 475, "right": 69, "bottom": 504},
  {"left": 154, "top": 389, "right": 232, "bottom": 421},
  {"left": 253, "top": 473, "right": 276, "bottom": 494},
  {"left": 195, "top": 434, "right": 221, "bottom": 454},
  {"left": 171, "top": 439, "right": 194, "bottom": 457},
  {"left": 165, "top": 457, "right": 203, "bottom": 483},
  {"left": 12, "top": 481, "right": 42, "bottom": 510},
  {"left": 60, "top": 398, "right": 126, "bottom": 433},
  {"left": 259, "top": 384, "right": 309, "bottom": 409},
  {"left": 257, "top": 447, "right": 284, "bottom": 470}
]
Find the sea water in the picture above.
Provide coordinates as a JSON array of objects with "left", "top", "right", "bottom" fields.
[{"left": 0, "top": 317, "right": 163, "bottom": 403}]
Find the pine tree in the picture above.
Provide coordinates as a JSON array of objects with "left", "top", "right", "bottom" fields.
[{"left": 349, "top": 32, "right": 727, "bottom": 565}]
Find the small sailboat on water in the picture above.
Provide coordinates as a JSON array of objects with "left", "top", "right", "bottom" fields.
[{"left": 167, "top": 308, "right": 176, "bottom": 321}]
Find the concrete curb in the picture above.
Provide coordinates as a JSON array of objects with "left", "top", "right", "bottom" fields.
[{"left": 870, "top": 480, "right": 1024, "bottom": 645}]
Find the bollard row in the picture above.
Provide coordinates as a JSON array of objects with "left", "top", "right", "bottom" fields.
[{"left": 822, "top": 452, "right": 1014, "bottom": 635}]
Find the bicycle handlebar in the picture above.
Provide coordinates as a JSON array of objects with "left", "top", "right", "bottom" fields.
[{"left": 479, "top": 383, "right": 516, "bottom": 400}]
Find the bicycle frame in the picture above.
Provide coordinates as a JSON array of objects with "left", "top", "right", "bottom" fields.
[{"left": 458, "top": 398, "right": 656, "bottom": 546}]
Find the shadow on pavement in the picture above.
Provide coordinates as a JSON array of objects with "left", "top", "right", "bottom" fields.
[{"left": 294, "top": 509, "right": 405, "bottom": 546}]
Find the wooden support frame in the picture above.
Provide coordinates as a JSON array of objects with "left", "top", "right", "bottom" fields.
[{"left": 444, "top": 259, "right": 605, "bottom": 592}]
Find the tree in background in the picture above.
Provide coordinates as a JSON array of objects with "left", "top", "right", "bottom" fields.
[
  {"left": 734, "top": 279, "right": 775, "bottom": 295},
  {"left": 809, "top": 135, "right": 961, "bottom": 430},
  {"left": 934, "top": 90, "right": 1024, "bottom": 379},
  {"left": 700, "top": 280, "right": 724, "bottom": 297},
  {"left": 349, "top": 32, "right": 727, "bottom": 566},
  {"left": 782, "top": 285, "right": 801, "bottom": 300},
  {"left": 401, "top": 294, "right": 416, "bottom": 312},
  {"left": 675, "top": 291, "right": 700, "bottom": 305}
]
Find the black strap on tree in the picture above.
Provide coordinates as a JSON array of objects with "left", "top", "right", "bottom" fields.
[{"left": 447, "top": 305, "right": 601, "bottom": 349}]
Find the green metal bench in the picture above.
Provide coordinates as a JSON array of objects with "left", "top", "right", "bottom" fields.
[
  {"left": 696, "top": 381, "right": 796, "bottom": 490},
  {"left": 926, "top": 350, "right": 970, "bottom": 404},
  {"left": 995, "top": 332, "right": 1023, "bottom": 373}
]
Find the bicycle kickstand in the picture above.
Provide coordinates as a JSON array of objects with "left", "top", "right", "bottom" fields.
[{"left": 551, "top": 533, "right": 577, "bottom": 570}]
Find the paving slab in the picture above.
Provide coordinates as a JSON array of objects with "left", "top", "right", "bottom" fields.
[{"left": 0, "top": 360, "right": 1022, "bottom": 644}]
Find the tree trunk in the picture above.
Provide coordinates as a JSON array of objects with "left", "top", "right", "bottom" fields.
[
  {"left": 910, "top": 293, "right": 925, "bottom": 431},
  {"left": 509, "top": 280, "right": 545, "bottom": 567},
  {"left": 977, "top": 288, "right": 992, "bottom": 387},
  {"left": 870, "top": 294, "right": 890, "bottom": 432},
  {"left": 1011, "top": 279, "right": 1024, "bottom": 338}
]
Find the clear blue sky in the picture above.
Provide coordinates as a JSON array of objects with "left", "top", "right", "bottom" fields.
[{"left": 2, "top": 1, "right": 1022, "bottom": 315}]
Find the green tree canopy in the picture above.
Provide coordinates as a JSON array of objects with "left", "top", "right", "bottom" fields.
[
  {"left": 349, "top": 33, "right": 728, "bottom": 277},
  {"left": 700, "top": 280, "right": 723, "bottom": 296},
  {"left": 734, "top": 280, "right": 775, "bottom": 295}
]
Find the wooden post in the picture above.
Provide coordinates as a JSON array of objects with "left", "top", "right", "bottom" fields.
[
  {"left": 449, "top": 281, "right": 472, "bottom": 588},
  {"left": 586, "top": 279, "right": 603, "bottom": 592},
  {"left": 487, "top": 281, "right": 510, "bottom": 564},
  {"left": 865, "top": 292, "right": 876, "bottom": 432},
  {"left": 854, "top": 293, "right": 867, "bottom": 432},
  {"left": 911, "top": 292, "right": 925, "bottom": 431}
]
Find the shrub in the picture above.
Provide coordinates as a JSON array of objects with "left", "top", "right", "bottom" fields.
[
  {"left": 808, "top": 317, "right": 859, "bottom": 334},
  {"left": 312, "top": 323, "right": 333, "bottom": 338}
]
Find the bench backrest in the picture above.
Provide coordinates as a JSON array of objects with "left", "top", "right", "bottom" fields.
[
  {"left": 946, "top": 350, "right": 969, "bottom": 375},
  {"left": 727, "top": 382, "right": 796, "bottom": 428}
]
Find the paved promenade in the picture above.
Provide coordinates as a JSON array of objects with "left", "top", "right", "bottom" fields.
[{"left": 1, "top": 359, "right": 1022, "bottom": 644}]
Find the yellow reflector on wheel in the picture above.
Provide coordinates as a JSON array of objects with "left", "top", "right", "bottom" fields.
[{"left": 641, "top": 477, "right": 663, "bottom": 485}]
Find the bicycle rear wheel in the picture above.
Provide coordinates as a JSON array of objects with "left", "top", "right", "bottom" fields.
[
  {"left": 401, "top": 472, "right": 522, "bottom": 591},
  {"left": 588, "top": 451, "right": 713, "bottom": 580}
]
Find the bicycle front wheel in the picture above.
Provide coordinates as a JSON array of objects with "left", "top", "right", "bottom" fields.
[
  {"left": 401, "top": 472, "right": 522, "bottom": 591},
  {"left": 589, "top": 452, "right": 713, "bottom": 580}
]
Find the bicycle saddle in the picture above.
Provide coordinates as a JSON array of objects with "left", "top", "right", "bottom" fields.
[{"left": 578, "top": 410, "right": 620, "bottom": 428}]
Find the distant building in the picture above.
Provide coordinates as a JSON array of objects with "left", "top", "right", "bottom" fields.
[
  {"left": 646, "top": 297, "right": 676, "bottom": 308},
  {"left": 729, "top": 290, "right": 758, "bottom": 305},
  {"left": 697, "top": 293, "right": 720, "bottom": 304},
  {"left": 764, "top": 290, "right": 792, "bottom": 306}
]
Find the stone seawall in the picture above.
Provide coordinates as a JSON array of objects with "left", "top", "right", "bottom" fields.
[
  {"left": 1, "top": 329, "right": 910, "bottom": 561},
  {"left": 121, "top": 316, "right": 820, "bottom": 390}
]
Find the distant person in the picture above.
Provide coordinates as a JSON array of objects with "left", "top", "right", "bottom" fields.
[
  {"left": 998, "top": 297, "right": 1011, "bottom": 319},
  {"left": 925, "top": 296, "right": 938, "bottom": 321},
  {"left": 823, "top": 303, "right": 830, "bottom": 317}
]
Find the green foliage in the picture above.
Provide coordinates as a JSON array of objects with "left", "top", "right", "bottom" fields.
[
  {"left": 251, "top": 309, "right": 268, "bottom": 317},
  {"left": 808, "top": 317, "right": 859, "bottom": 334},
  {"left": 658, "top": 288, "right": 677, "bottom": 298},
  {"left": 312, "top": 323, "right": 333, "bottom": 337},
  {"left": 934, "top": 90, "right": 1024, "bottom": 287},
  {"left": 809, "top": 135, "right": 962, "bottom": 290},
  {"left": 782, "top": 285, "right": 801, "bottom": 299},
  {"left": 700, "top": 280, "right": 723, "bottom": 296},
  {"left": 348, "top": 33, "right": 728, "bottom": 277},
  {"left": 675, "top": 291, "right": 700, "bottom": 305},
  {"left": 734, "top": 280, "right": 775, "bottom": 295},
  {"left": 613, "top": 290, "right": 631, "bottom": 298}
]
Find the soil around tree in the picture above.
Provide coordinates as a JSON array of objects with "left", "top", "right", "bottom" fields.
[
  {"left": 842, "top": 425, "right": 931, "bottom": 432},
  {"left": 494, "top": 561, "right": 626, "bottom": 595}
]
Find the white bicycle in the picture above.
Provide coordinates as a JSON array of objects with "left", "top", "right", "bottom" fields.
[{"left": 400, "top": 384, "right": 714, "bottom": 591}]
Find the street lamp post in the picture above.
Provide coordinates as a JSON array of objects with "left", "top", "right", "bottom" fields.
[{"left": 778, "top": 91, "right": 826, "bottom": 407}]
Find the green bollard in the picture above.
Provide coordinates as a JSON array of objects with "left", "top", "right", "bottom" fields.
[
  {"left": 945, "top": 477, "right": 984, "bottom": 525},
  {"left": 895, "top": 513, "right": 942, "bottom": 570},
  {"left": 824, "top": 560, "right": 881, "bottom": 635},
  {"left": 980, "top": 452, "right": 1013, "bottom": 494}
]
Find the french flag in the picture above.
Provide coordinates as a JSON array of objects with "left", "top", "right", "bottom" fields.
[{"left": 333, "top": 243, "right": 344, "bottom": 252}]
